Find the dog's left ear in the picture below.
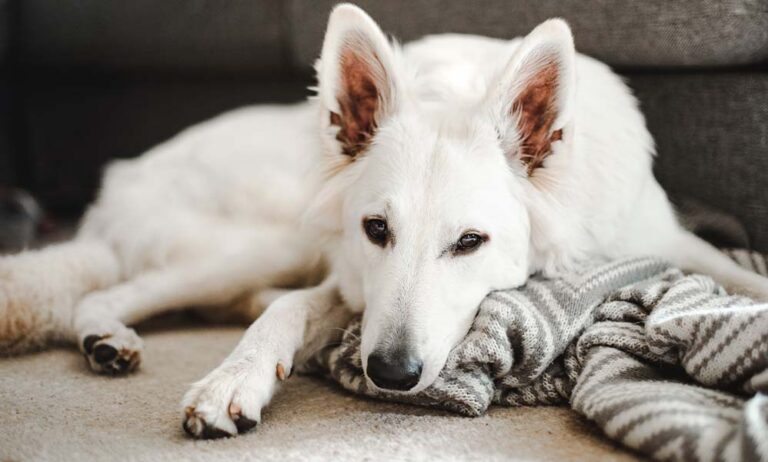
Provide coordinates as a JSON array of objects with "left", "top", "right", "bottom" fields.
[
  {"left": 317, "top": 4, "right": 401, "bottom": 158},
  {"left": 489, "top": 19, "right": 575, "bottom": 175}
]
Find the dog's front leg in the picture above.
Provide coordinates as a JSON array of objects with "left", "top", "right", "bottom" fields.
[{"left": 181, "top": 277, "right": 352, "bottom": 439}]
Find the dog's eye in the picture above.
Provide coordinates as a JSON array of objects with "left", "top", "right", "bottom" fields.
[
  {"left": 455, "top": 232, "right": 485, "bottom": 254},
  {"left": 363, "top": 218, "right": 389, "bottom": 246}
]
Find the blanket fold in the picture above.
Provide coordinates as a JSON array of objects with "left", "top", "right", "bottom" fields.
[{"left": 315, "top": 251, "right": 768, "bottom": 462}]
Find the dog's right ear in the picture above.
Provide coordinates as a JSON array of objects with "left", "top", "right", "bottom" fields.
[
  {"left": 317, "top": 4, "right": 401, "bottom": 158},
  {"left": 487, "top": 19, "right": 576, "bottom": 176}
]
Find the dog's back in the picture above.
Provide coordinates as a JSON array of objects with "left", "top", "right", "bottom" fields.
[{"left": 402, "top": 34, "right": 662, "bottom": 273}]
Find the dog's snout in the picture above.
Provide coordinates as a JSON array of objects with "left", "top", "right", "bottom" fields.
[{"left": 366, "top": 349, "right": 423, "bottom": 391}]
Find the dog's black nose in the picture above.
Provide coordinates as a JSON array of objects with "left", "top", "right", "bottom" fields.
[{"left": 366, "top": 350, "right": 423, "bottom": 391}]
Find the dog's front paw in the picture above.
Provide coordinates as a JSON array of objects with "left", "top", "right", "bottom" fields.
[
  {"left": 79, "top": 323, "right": 143, "bottom": 375},
  {"left": 181, "top": 356, "right": 289, "bottom": 439}
]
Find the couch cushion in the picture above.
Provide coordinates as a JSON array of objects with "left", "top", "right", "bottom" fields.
[
  {"left": 22, "top": 80, "right": 310, "bottom": 211},
  {"left": 290, "top": 0, "right": 768, "bottom": 72},
  {"left": 0, "top": 79, "right": 11, "bottom": 184},
  {"left": 0, "top": 0, "right": 9, "bottom": 68},
  {"left": 629, "top": 72, "right": 768, "bottom": 251},
  {"left": 17, "top": 0, "right": 288, "bottom": 77}
]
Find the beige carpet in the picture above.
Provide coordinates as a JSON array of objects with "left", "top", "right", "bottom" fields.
[{"left": 0, "top": 317, "right": 640, "bottom": 461}]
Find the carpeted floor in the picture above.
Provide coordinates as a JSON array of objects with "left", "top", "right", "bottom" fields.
[{"left": 0, "top": 316, "right": 640, "bottom": 461}]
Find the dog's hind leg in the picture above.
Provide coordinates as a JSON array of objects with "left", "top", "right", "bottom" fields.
[
  {"left": 622, "top": 183, "right": 768, "bottom": 300},
  {"left": 0, "top": 239, "right": 120, "bottom": 355},
  {"left": 657, "top": 230, "right": 768, "bottom": 300}
]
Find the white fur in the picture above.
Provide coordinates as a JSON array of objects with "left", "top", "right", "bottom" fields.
[{"left": 1, "top": 4, "right": 766, "bottom": 439}]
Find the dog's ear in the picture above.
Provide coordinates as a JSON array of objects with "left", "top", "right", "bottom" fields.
[
  {"left": 317, "top": 4, "right": 400, "bottom": 158},
  {"left": 489, "top": 19, "right": 575, "bottom": 175}
]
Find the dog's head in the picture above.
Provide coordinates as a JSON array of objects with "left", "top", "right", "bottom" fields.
[{"left": 308, "top": 5, "right": 575, "bottom": 393}]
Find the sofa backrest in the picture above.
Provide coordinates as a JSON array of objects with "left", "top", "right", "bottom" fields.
[{"left": 1, "top": 0, "right": 767, "bottom": 249}]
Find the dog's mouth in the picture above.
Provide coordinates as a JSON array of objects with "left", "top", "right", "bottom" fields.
[{"left": 365, "top": 375, "right": 430, "bottom": 395}]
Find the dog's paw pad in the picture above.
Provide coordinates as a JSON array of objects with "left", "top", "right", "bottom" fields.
[
  {"left": 82, "top": 334, "right": 101, "bottom": 354},
  {"left": 80, "top": 328, "right": 143, "bottom": 375},
  {"left": 93, "top": 343, "right": 118, "bottom": 363},
  {"left": 182, "top": 406, "right": 242, "bottom": 439},
  {"left": 229, "top": 403, "right": 259, "bottom": 433},
  {"left": 180, "top": 402, "right": 260, "bottom": 439}
]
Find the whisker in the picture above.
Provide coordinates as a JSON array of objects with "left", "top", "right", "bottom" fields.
[{"left": 328, "top": 326, "right": 360, "bottom": 341}]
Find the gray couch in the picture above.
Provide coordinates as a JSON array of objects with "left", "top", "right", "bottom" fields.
[
  {"left": 1, "top": 3, "right": 767, "bottom": 461},
  {"left": 0, "top": 0, "right": 767, "bottom": 250}
]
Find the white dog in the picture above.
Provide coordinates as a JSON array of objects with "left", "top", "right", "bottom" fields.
[{"left": 1, "top": 4, "right": 766, "bottom": 439}]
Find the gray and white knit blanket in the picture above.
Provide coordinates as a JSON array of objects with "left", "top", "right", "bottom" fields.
[{"left": 315, "top": 250, "right": 768, "bottom": 462}]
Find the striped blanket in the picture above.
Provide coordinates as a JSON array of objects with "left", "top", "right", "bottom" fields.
[{"left": 317, "top": 250, "right": 768, "bottom": 462}]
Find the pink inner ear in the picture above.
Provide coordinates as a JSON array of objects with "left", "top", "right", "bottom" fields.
[
  {"left": 512, "top": 60, "right": 561, "bottom": 175},
  {"left": 331, "top": 44, "right": 382, "bottom": 157}
]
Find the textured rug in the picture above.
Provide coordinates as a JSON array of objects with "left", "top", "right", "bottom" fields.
[
  {"left": 318, "top": 250, "right": 768, "bottom": 462},
  {"left": 0, "top": 320, "right": 638, "bottom": 462}
]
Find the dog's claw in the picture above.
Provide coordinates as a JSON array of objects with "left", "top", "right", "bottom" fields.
[{"left": 276, "top": 362, "right": 286, "bottom": 381}]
